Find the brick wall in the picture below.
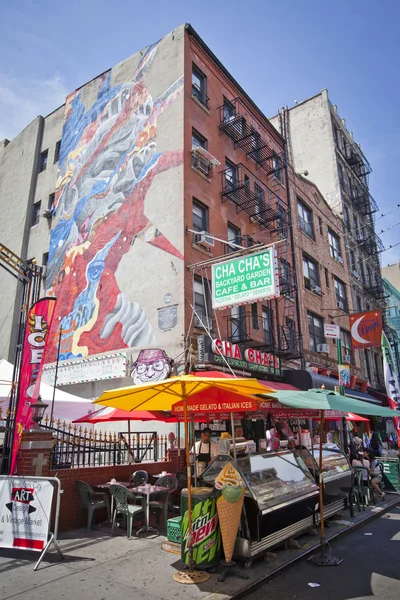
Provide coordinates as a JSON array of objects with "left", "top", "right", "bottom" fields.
[{"left": 19, "top": 430, "right": 185, "bottom": 532}]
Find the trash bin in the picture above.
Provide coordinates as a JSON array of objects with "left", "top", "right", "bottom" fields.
[
  {"left": 381, "top": 458, "right": 400, "bottom": 492},
  {"left": 181, "top": 487, "right": 221, "bottom": 569}
]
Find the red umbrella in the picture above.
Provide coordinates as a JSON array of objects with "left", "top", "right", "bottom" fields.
[{"left": 73, "top": 406, "right": 165, "bottom": 423}]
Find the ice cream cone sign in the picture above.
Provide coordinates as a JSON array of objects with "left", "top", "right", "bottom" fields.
[{"left": 215, "top": 463, "right": 245, "bottom": 563}]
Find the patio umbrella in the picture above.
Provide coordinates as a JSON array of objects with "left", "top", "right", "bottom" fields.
[
  {"left": 72, "top": 406, "right": 166, "bottom": 424},
  {"left": 94, "top": 374, "right": 274, "bottom": 575},
  {"left": 259, "top": 387, "right": 400, "bottom": 567}
]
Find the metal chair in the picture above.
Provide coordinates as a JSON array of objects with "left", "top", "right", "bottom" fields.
[
  {"left": 176, "top": 471, "right": 188, "bottom": 490},
  {"left": 75, "top": 480, "right": 110, "bottom": 530},
  {"left": 110, "top": 484, "right": 144, "bottom": 539},
  {"left": 149, "top": 475, "right": 178, "bottom": 532}
]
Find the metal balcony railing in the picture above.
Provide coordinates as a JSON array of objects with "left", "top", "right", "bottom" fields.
[
  {"left": 194, "top": 313, "right": 213, "bottom": 331},
  {"left": 358, "top": 225, "right": 384, "bottom": 256},
  {"left": 220, "top": 164, "right": 285, "bottom": 230},
  {"left": 225, "top": 311, "right": 275, "bottom": 349},
  {"left": 343, "top": 143, "right": 372, "bottom": 179},
  {"left": 364, "top": 274, "right": 386, "bottom": 300},
  {"left": 218, "top": 98, "right": 284, "bottom": 176},
  {"left": 350, "top": 183, "right": 378, "bottom": 215}
]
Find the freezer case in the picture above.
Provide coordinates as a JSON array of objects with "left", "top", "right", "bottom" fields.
[
  {"left": 201, "top": 451, "right": 319, "bottom": 565},
  {"left": 296, "top": 444, "right": 351, "bottom": 518}
]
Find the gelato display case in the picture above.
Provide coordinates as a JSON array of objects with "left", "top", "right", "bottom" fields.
[
  {"left": 295, "top": 444, "right": 351, "bottom": 518},
  {"left": 201, "top": 451, "right": 319, "bottom": 565}
]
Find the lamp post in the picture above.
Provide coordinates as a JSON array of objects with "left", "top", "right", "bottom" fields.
[{"left": 31, "top": 395, "right": 48, "bottom": 430}]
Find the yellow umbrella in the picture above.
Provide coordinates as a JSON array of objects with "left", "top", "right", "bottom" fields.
[{"left": 94, "top": 374, "right": 274, "bottom": 574}]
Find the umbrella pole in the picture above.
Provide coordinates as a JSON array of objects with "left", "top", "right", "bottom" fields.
[
  {"left": 230, "top": 412, "right": 237, "bottom": 465},
  {"left": 309, "top": 410, "right": 342, "bottom": 566},
  {"left": 183, "top": 389, "right": 194, "bottom": 572},
  {"left": 192, "top": 416, "right": 197, "bottom": 488}
]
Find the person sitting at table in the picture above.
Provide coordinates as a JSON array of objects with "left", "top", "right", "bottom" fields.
[
  {"left": 191, "top": 427, "right": 218, "bottom": 466},
  {"left": 352, "top": 449, "right": 370, "bottom": 487}
]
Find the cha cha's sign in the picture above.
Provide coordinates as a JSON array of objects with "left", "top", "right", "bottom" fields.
[
  {"left": 212, "top": 247, "right": 278, "bottom": 310},
  {"left": 212, "top": 338, "right": 280, "bottom": 375}
]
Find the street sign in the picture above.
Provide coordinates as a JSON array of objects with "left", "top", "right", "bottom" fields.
[
  {"left": 211, "top": 247, "right": 278, "bottom": 310},
  {"left": 324, "top": 324, "right": 340, "bottom": 339}
]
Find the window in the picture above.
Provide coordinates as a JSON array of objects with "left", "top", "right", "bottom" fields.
[
  {"left": 349, "top": 250, "right": 356, "bottom": 272},
  {"left": 364, "top": 349, "right": 371, "bottom": 382},
  {"left": 31, "top": 201, "right": 41, "bottom": 226},
  {"left": 254, "top": 182, "right": 265, "bottom": 218},
  {"left": 343, "top": 206, "right": 351, "bottom": 231},
  {"left": 334, "top": 278, "right": 347, "bottom": 311},
  {"left": 341, "top": 330, "right": 352, "bottom": 361},
  {"left": 48, "top": 193, "right": 55, "bottom": 210},
  {"left": 227, "top": 223, "right": 241, "bottom": 254},
  {"left": 192, "top": 65, "right": 208, "bottom": 107},
  {"left": 280, "top": 259, "right": 292, "bottom": 296},
  {"left": 303, "top": 255, "right": 320, "bottom": 291},
  {"left": 223, "top": 98, "right": 236, "bottom": 123},
  {"left": 318, "top": 217, "right": 323, "bottom": 235},
  {"left": 244, "top": 174, "right": 250, "bottom": 197},
  {"left": 42, "top": 252, "right": 49, "bottom": 267},
  {"left": 54, "top": 140, "right": 61, "bottom": 163},
  {"left": 325, "top": 267, "right": 330, "bottom": 288},
  {"left": 38, "top": 150, "right": 48, "bottom": 173},
  {"left": 276, "top": 205, "right": 288, "bottom": 239},
  {"left": 194, "top": 276, "right": 212, "bottom": 329},
  {"left": 338, "top": 163, "right": 345, "bottom": 187},
  {"left": 285, "top": 317, "right": 296, "bottom": 351},
  {"left": 366, "top": 266, "right": 372, "bottom": 288},
  {"left": 356, "top": 296, "right": 362, "bottom": 312},
  {"left": 328, "top": 229, "right": 342, "bottom": 262},
  {"left": 192, "top": 129, "right": 207, "bottom": 149},
  {"left": 251, "top": 129, "right": 261, "bottom": 163},
  {"left": 192, "top": 200, "right": 209, "bottom": 242},
  {"left": 273, "top": 155, "right": 283, "bottom": 184},
  {"left": 297, "top": 200, "right": 314, "bottom": 239},
  {"left": 308, "top": 312, "right": 325, "bottom": 352},
  {"left": 231, "top": 305, "right": 246, "bottom": 342},
  {"left": 225, "top": 159, "right": 239, "bottom": 196},
  {"left": 251, "top": 303, "right": 259, "bottom": 329},
  {"left": 262, "top": 307, "right": 274, "bottom": 347}
]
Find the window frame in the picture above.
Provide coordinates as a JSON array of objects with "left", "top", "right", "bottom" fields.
[
  {"left": 192, "top": 199, "right": 209, "bottom": 240},
  {"left": 231, "top": 305, "right": 246, "bottom": 342},
  {"left": 227, "top": 223, "right": 241, "bottom": 254},
  {"left": 307, "top": 312, "right": 325, "bottom": 353},
  {"left": 192, "top": 128, "right": 207, "bottom": 150},
  {"left": 303, "top": 254, "right": 320, "bottom": 291},
  {"left": 297, "top": 199, "right": 314, "bottom": 239},
  {"left": 328, "top": 228, "right": 342, "bottom": 262},
  {"left": 38, "top": 150, "right": 48, "bottom": 173},
  {"left": 334, "top": 277, "right": 348, "bottom": 311},
  {"left": 193, "top": 276, "right": 212, "bottom": 329},
  {"left": 273, "top": 154, "right": 283, "bottom": 184},
  {"left": 54, "top": 140, "right": 61, "bottom": 164},
  {"left": 341, "top": 329, "right": 352, "bottom": 361},
  {"left": 222, "top": 97, "right": 236, "bottom": 123},
  {"left": 31, "top": 200, "right": 41, "bottom": 226},
  {"left": 192, "top": 64, "right": 208, "bottom": 107},
  {"left": 262, "top": 306, "right": 274, "bottom": 347}
]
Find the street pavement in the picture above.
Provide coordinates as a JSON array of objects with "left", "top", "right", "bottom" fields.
[{"left": 240, "top": 506, "right": 400, "bottom": 600}]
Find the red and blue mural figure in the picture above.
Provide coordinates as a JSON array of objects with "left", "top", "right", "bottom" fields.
[{"left": 45, "top": 42, "right": 183, "bottom": 361}]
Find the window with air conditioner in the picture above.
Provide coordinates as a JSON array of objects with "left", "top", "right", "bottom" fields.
[
  {"left": 308, "top": 312, "right": 325, "bottom": 353},
  {"left": 192, "top": 199, "right": 212, "bottom": 245},
  {"left": 334, "top": 277, "right": 347, "bottom": 312},
  {"left": 192, "top": 65, "right": 208, "bottom": 108},
  {"left": 341, "top": 329, "right": 352, "bottom": 363},
  {"left": 297, "top": 199, "right": 314, "bottom": 239},
  {"left": 303, "top": 255, "right": 320, "bottom": 292},
  {"left": 328, "top": 229, "right": 342, "bottom": 262},
  {"left": 193, "top": 277, "right": 212, "bottom": 330}
]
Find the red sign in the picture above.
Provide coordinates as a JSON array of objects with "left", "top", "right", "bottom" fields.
[
  {"left": 257, "top": 400, "right": 345, "bottom": 419},
  {"left": 349, "top": 310, "right": 382, "bottom": 350},
  {"left": 11, "top": 297, "right": 56, "bottom": 474},
  {"left": 172, "top": 397, "right": 259, "bottom": 415},
  {"left": 212, "top": 339, "right": 279, "bottom": 370}
]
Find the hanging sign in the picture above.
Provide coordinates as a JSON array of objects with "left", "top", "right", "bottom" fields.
[
  {"left": 172, "top": 397, "right": 259, "bottom": 415},
  {"left": 324, "top": 324, "right": 340, "bottom": 339},
  {"left": 349, "top": 310, "right": 382, "bottom": 350},
  {"left": 0, "top": 477, "right": 54, "bottom": 551},
  {"left": 339, "top": 365, "right": 351, "bottom": 386},
  {"left": 42, "top": 353, "right": 127, "bottom": 386},
  {"left": 211, "top": 247, "right": 279, "bottom": 310}
]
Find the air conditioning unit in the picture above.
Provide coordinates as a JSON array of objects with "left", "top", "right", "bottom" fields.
[
  {"left": 194, "top": 232, "right": 214, "bottom": 248},
  {"left": 352, "top": 270, "right": 359, "bottom": 279},
  {"left": 343, "top": 354, "right": 351, "bottom": 364},
  {"left": 311, "top": 285, "right": 322, "bottom": 296},
  {"left": 337, "top": 301, "right": 345, "bottom": 310},
  {"left": 336, "top": 255, "right": 344, "bottom": 265},
  {"left": 317, "top": 343, "right": 329, "bottom": 354},
  {"left": 42, "top": 209, "right": 53, "bottom": 219},
  {"left": 194, "top": 314, "right": 213, "bottom": 330}
]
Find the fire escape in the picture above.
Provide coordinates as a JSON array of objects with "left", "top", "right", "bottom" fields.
[
  {"left": 343, "top": 142, "right": 372, "bottom": 183},
  {"left": 219, "top": 99, "right": 302, "bottom": 363},
  {"left": 350, "top": 182, "right": 378, "bottom": 216}
]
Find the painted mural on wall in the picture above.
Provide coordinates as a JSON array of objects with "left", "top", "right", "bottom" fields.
[
  {"left": 45, "top": 42, "right": 183, "bottom": 361},
  {"left": 131, "top": 348, "right": 172, "bottom": 384}
]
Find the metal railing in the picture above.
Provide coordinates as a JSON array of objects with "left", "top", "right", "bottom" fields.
[
  {"left": 43, "top": 424, "right": 168, "bottom": 469},
  {"left": 191, "top": 152, "right": 213, "bottom": 177},
  {"left": 192, "top": 84, "right": 210, "bottom": 108}
]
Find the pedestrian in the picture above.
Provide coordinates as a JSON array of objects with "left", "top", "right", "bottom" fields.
[
  {"left": 368, "top": 450, "right": 385, "bottom": 500},
  {"left": 352, "top": 449, "right": 370, "bottom": 487}
]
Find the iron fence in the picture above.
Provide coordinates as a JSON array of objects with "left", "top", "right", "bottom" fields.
[{"left": 42, "top": 425, "right": 168, "bottom": 469}]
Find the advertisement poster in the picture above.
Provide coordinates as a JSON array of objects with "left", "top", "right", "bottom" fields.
[
  {"left": 339, "top": 364, "right": 351, "bottom": 387},
  {"left": 11, "top": 298, "right": 56, "bottom": 474},
  {"left": 0, "top": 477, "right": 54, "bottom": 551}
]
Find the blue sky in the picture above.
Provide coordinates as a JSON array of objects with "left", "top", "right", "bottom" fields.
[{"left": 0, "top": 0, "right": 399, "bottom": 266}]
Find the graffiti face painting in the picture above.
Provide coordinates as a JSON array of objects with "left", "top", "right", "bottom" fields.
[
  {"left": 131, "top": 349, "right": 172, "bottom": 385},
  {"left": 45, "top": 42, "right": 183, "bottom": 361}
]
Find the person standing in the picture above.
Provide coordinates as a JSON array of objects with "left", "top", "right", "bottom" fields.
[{"left": 192, "top": 427, "right": 218, "bottom": 466}]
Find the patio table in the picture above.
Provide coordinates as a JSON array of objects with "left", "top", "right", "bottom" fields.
[
  {"left": 93, "top": 482, "right": 131, "bottom": 521},
  {"left": 130, "top": 485, "right": 167, "bottom": 535}
]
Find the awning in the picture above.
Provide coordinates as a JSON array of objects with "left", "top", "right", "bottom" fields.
[{"left": 283, "top": 369, "right": 381, "bottom": 405}]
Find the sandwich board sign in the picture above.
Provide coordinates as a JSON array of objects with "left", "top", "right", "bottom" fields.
[
  {"left": 212, "top": 247, "right": 278, "bottom": 310},
  {"left": 0, "top": 477, "right": 54, "bottom": 552}
]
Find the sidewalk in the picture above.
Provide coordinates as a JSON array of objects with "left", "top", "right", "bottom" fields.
[{"left": 0, "top": 494, "right": 399, "bottom": 600}]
